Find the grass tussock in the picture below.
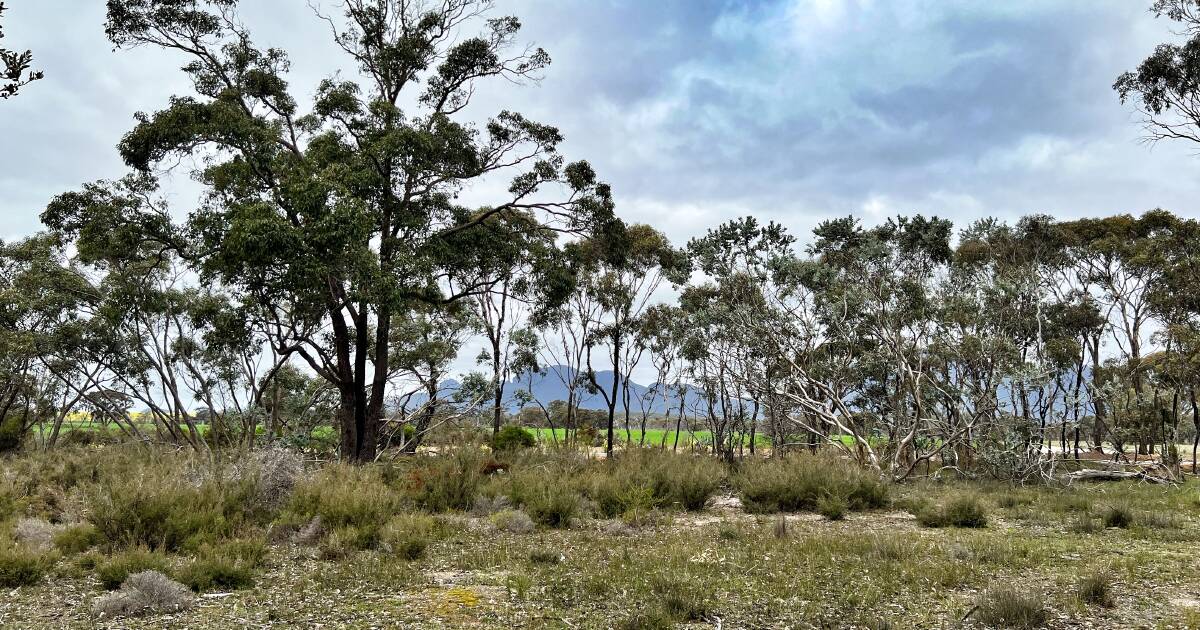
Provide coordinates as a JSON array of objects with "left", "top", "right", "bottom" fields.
[
  {"left": 1076, "top": 568, "right": 1115, "bottom": 607},
  {"left": 973, "top": 585, "right": 1049, "bottom": 628},
  {"left": 735, "top": 454, "right": 887, "bottom": 514},
  {"left": 914, "top": 494, "right": 988, "bottom": 528},
  {"left": 0, "top": 544, "right": 50, "bottom": 587},
  {"left": 96, "top": 547, "right": 171, "bottom": 590}
]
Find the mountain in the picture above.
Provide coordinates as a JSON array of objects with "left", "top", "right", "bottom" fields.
[{"left": 413, "top": 365, "right": 710, "bottom": 414}]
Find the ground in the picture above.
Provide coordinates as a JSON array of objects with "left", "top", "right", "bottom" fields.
[{"left": 2, "top": 479, "right": 1199, "bottom": 629}]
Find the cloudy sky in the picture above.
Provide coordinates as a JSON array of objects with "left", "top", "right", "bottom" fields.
[{"left": 3, "top": 0, "right": 1200, "bottom": 250}]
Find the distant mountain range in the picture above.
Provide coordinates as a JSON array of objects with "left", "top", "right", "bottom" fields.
[{"left": 415, "top": 365, "right": 711, "bottom": 414}]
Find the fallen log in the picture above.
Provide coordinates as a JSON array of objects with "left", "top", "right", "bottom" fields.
[{"left": 1066, "top": 469, "right": 1169, "bottom": 484}]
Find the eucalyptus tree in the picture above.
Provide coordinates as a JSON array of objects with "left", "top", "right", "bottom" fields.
[
  {"left": 60, "top": 0, "right": 615, "bottom": 461},
  {"left": 388, "top": 301, "right": 474, "bottom": 452},
  {"left": 0, "top": 2, "right": 42, "bottom": 99},
  {"left": 1116, "top": 0, "right": 1200, "bottom": 146},
  {"left": 577, "top": 222, "right": 684, "bottom": 456}
]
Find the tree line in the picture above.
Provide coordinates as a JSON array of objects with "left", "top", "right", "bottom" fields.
[{"left": 5, "top": 1, "right": 1200, "bottom": 481}]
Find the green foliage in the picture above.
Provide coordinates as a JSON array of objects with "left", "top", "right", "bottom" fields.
[
  {"left": 0, "top": 545, "right": 48, "bottom": 587},
  {"left": 401, "top": 450, "right": 486, "bottom": 513},
  {"left": 492, "top": 426, "right": 536, "bottom": 451},
  {"left": 974, "top": 586, "right": 1049, "bottom": 628},
  {"left": 914, "top": 495, "right": 988, "bottom": 528},
  {"left": 176, "top": 539, "right": 264, "bottom": 593},
  {"left": 96, "top": 548, "right": 170, "bottom": 590},
  {"left": 87, "top": 469, "right": 260, "bottom": 552},
  {"left": 579, "top": 449, "right": 725, "bottom": 517},
  {"left": 52, "top": 523, "right": 103, "bottom": 554},
  {"left": 817, "top": 494, "right": 848, "bottom": 521},
  {"left": 0, "top": 414, "right": 25, "bottom": 453},
  {"left": 735, "top": 455, "right": 887, "bottom": 514},
  {"left": 283, "top": 464, "right": 399, "bottom": 546},
  {"left": 380, "top": 514, "right": 438, "bottom": 561},
  {"left": 528, "top": 549, "right": 561, "bottom": 565}
]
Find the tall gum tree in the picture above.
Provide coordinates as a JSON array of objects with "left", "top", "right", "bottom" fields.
[{"left": 50, "top": 0, "right": 615, "bottom": 462}]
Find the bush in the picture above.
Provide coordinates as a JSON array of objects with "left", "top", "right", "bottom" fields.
[
  {"left": 579, "top": 449, "right": 725, "bottom": 517},
  {"left": 735, "top": 454, "right": 887, "bottom": 514},
  {"left": 914, "top": 495, "right": 987, "bottom": 528},
  {"left": 380, "top": 513, "right": 438, "bottom": 561},
  {"left": 283, "top": 464, "right": 400, "bottom": 546},
  {"left": 87, "top": 466, "right": 261, "bottom": 552},
  {"left": 522, "top": 483, "right": 580, "bottom": 528},
  {"left": 96, "top": 548, "right": 171, "bottom": 590},
  {"left": 489, "top": 509, "right": 535, "bottom": 534},
  {"left": 974, "top": 585, "right": 1049, "bottom": 628},
  {"left": 493, "top": 426, "right": 536, "bottom": 451},
  {"left": 177, "top": 555, "right": 255, "bottom": 592},
  {"left": 1076, "top": 568, "right": 1114, "bottom": 607},
  {"left": 817, "top": 494, "right": 848, "bottom": 521},
  {"left": 401, "top": 450, "right": 486, "bottom": 512},
  {"left": 93, "top": 570, "right": 195, "bottom": 618},
  {"left": 0, "top": 414, "right": 25, "bottom": 453},
  {"left": 13, "top": 517, "right": 59, "bottom": 551},
  {"left": 53, "top": 523, "right": 103, "bottom": 554},
  {"left": 1101, "top": 504, "right": 1133, "bottom": 529},
  {"left": 0, "top": 545, "right": 48, "bottom": 587}
]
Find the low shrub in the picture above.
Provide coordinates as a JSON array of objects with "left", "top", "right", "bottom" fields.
[
  {"left": 96, "top": 548, "right": 170, "bottom": 590},
  {"left": 522, "top": 483, "right": 580, "bottom": 528},
  {"left": 817, "top": 494, "right": 848, "bottom": 521},
  {"left": 401, "top": 450, "right": 486, "bottom": 512},
  {"left": 914, "top": 495, "right": 987, "bottom": 528},
  {"left": 0, "top": 545, "right": 49, "bottom": 587},
  {"left": 1076, "top": 568, "right": 1114, "bottom": 607},
  {"left": 53, "top": 523, "right": 103, "bottom": 554},
  {"left": 650, "top": 575, "right": 710, "bottom": 623},
  {"left": 380, "top": 514, "right": 438, "bottom": 561},
  {"left": 87, "top": 465, "right": 260, "bottom": 552},
  {"left": 974, "top": 585, "right": 1049, "bottom": 628},
  {"left": 492, "top": 426, "right": 536, "bottom": 451},
  {"left": 0, "top": 414, "right": 25, "bottom": 453},
  {"left": 529, "top": 549, "right": 561, "bottom": 565},
  {"left": 735, "top": 454, "right": 887, "bottom": 514},
  {"left": 489, "top": 509, "right": 535, "bottom": 534},
  {"left": 13, "top": 517, "right": 59, "bottom": 550},
  {"left": 579, "top": 449, "right": 725, "bottom": 517},
  {"left": 1101, "top": 504, "right": 1133, "bottom": 529},
  {"left": 283, "top": 464, "right": 400, "bottom": 545},
  {"left": 176, "top": 555, "right": 255, "bottom": 592},
  {"left": 93, "top": 570, "right": 195, "bottom": 618}
]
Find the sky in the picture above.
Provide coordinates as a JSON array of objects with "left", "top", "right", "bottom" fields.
[{"left": 1, "top": 0, "right": 1198, "bottom": 383}]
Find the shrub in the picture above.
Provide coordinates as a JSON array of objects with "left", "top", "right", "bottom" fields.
[
  {"left": 53, "top": 523, "right": 103, "bottom": 554},
  {"left": 237, "top": 447, "right": 306, "bottom": 514},
  {"left": 0, "top": 414, "right": 25, "bottom": 453},
  {"left": 522, "top": 483, "right": 580, "bottom": 528},
  {"left": 493, "top": 426, "right": 536, "bottom": 451},
  {"left": 914, "top": 495, "right": 987, "bottom": 528},
  {"left": 283, "top": 464, "right": 400, "bottom": 545},
  {"left": 817, "top": 494, "right": 848, "bottom": 521},
  {"left": 13, "top": 517, "right": 59, "bottom": 551},
  {"left": 401, "top": 450, "right": 486, "bottom": 512},
  {"left": 380, "top": 514, "right": 438, "bottom": 561},
  {"left": 579, "top": 450, "right": 725, "bottom": 517},
  {"left": 489, "top": 509, "right": 535, "bottom": 534},
  {"left": 92, "top": 570, "right": 195, "bottom": 618},
  {"left": 650, "top": 575, "right": 710, "bottom": 622},
  {"left": 0, "top": 545, "right": 48, "bottom": 587},
  {"left": 529, "top": 549, "right": 561, "bottom": 565},
  {"left": 1076, "top": 568, "right": 1114, "bottom": 607},
  {"left": 177, "top": 555, "right": 255, "bottom": 592},
  {"left": 735, "top": 454, "right": 887, "bottom": 514},
  {"left": 96, "top": 548, "right": 171, "bottom": 590},
  {"left": 974, "top": 585, "right": 1049, "bottom": 628},
  {"left": 1101, "top": 504, "right": 1133, "bottom": 529},
  {"left": 87, "top": 466, "right": 260, "bottom": 552}
]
